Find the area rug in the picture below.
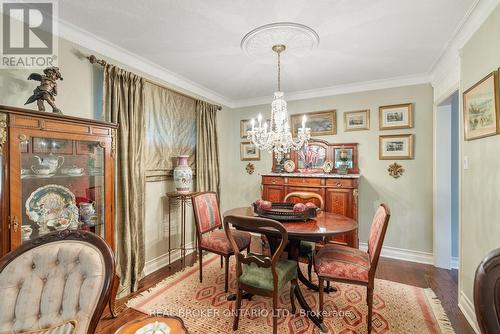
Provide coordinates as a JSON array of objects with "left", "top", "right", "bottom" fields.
[{"left": 127, "top": 254, "right": 454, "bottom": 333}]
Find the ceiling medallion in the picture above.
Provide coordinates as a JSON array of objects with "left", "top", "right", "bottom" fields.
[{"left": 241, "top": 22, "right": 319, "bottom": 63}]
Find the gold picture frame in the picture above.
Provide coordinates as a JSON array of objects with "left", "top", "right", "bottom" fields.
[
  {"left": 379, "top": 103, "right": 413, "bottom": 130},
  {"left": 462, "top": 70, "right": 500, "bottom": 140},
  {"left": 379, "top": 134, "right": 414, "bottom": 160},
  {"left": 290, "top": 110, "right": 337, "bottom": 137},
  {"left": 344, "top": 109, "right": 370, "bottom": 131},
  {"left": 240, "top": 141, "right": 260, "bottom": 161}
]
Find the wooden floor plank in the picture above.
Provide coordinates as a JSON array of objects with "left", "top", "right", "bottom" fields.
[{"left": 96, "top": 255, "right": 474, "bottom": 334}]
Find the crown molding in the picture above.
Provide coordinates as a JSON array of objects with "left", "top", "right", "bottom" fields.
[
  {"left": 231, "top": 73, "right": 431, "bottom": 108},
  {"left": 55, "top": 18, "right": 233, "bottom": 107}
]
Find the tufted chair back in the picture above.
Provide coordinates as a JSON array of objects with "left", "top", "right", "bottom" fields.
[{"left": 0, "top": 230, "right": 115, "bottom": 334}]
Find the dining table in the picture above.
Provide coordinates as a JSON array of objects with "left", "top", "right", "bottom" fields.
[{"left": 223, "top": 206, "right": 358, "bottom": 332}]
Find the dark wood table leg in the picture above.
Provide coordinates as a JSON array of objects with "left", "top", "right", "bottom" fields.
[{"left": 226, "top": 292, "right": 253, "bottom": 301}]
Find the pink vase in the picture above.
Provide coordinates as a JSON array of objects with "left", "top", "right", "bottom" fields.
[{"left": 173, "top": 155, "right": 193, "bottom": 193}]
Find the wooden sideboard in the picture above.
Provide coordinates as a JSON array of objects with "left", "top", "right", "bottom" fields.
[{"left": 261, "top": 173, "right": 359, "bottom": 248}]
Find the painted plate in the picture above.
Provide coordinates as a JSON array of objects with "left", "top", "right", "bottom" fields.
[
  {"left": 136, "top": 322, "right": 170, "bottom": 334},
  {"left": 323, "top": 160, "right": 334, "bottom": 173},
  {"left": 25, "top": 184, "right": 79, "bottom": 230},
  {"left": 284, "top": 160, "right": 295, "bottom": 173}
]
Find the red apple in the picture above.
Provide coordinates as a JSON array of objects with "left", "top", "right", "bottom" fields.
[
  {"left": 293, "top": 203, "right": 307, "bottom": 212},
  {"left": 305, "top": 202, "right": 317, "bottom": 209},
  {"left": 260, "top": 200, "right": 272, "bottom": 210}
]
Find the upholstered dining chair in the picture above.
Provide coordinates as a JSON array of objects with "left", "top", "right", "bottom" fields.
[
  {"left": 474, "top": 247, "right": 500, "bottom": 334},
  {"left": 192, "top": 192, "right": 251, "bottom": 293},
  {"left": 223, "top": 214, "right": 298, "bottom": 334},
  {"left": 283, "top": 191, "right": 325, "bottom": 281},
  {"left": 0, "top": 230, "right": 115, "bottom": 334},
  {"left": 314, "top": 204, "right": 390, "bottom": 333}
]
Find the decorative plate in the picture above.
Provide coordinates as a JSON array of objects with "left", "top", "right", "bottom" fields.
[
  {"left": 26, "top": 184, "right": 79, "bottom": 231},
  {"left": 323, "top": 160, "right": 334, "bottom": 173},
  {"left": 136, "top": 321, "right": 170, "bottom": 334},
  {"left": 284, "top": 160, "right": 295, "bottom": 173}
]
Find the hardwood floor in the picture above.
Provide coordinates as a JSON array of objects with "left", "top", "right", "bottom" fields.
[{"left": 96, "top": 255, "right": 474, "bottom": 334}]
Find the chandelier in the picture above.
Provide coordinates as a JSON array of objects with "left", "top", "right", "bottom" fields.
[{"left": 247, "top": 44, "right": 311, "bottom": 161}]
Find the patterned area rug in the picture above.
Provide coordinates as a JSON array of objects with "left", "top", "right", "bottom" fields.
[{"left": 128, "top": 254, "right": 454, "bottom": 333}]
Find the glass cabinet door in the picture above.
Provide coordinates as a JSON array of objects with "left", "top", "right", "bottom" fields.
[{"left": 18, "top": 136, "right": 105, "bottom": 243}]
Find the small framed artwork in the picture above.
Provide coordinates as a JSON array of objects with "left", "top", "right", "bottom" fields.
[
  {"left": 379, "top": 103, "right": 413, "bottom": 130},
  {"left": 290, "top": 110, "right": 337, "bottom": 137},
  {"left": 240, "top": 119, "right": 270, "bottom": 138},
  {"left": 240, "top": 141, "right": 260, "bottom": 161},
  {"left": 379, "top": 134, "right": 414, "bottom": 160},
  {"left": 463, "top": 70, "right": 500, "bottom": 140},
  {"left": 344, "top": 110, "right": 370, "bottom": 131}
]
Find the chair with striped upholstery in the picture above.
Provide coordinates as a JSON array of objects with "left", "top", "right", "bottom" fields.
[{"left": 192, "top": 192, "right": 251, "bottom": 293}]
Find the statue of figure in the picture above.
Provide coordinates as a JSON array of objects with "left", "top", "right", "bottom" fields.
[{"left": 24, "top": 66, "right": 63, "bottom": 114}]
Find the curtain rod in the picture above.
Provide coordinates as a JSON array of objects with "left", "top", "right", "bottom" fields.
[{"left": 86, "top": 55, "right": 222, "bottom": 110}]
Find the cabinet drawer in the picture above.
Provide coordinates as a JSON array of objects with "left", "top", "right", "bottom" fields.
[
  {"left": 325, "top": 178, "right": 355, "bottom": 188},
  {"left": 262, "top": 176, "right": 283, "bottom": 185},
  {"left": 287, "top": 177, "right": 322, "bottom": 186},
  {"left": 42, "top": 120, "right": 91, "bottom": 134},
  {"left": 10, "top": 116, "right": 40, "bottom": 128}
]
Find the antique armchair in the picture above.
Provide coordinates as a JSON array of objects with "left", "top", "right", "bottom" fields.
[
  {"left": 224, "top": 214, "right": 298, "bottom": 334},
  {"left": 0, "top": 230, "right": 115, "bottom": 334},
  {"left": 474, "top": 247, "right": 500, "bottom": 334},
  {"left": 192, "top": 192, "right": 251, "bottom": 293},
  {"left": 314, "top": 204, "right": 390, "bottom": 333},
  {"left": 283, "top": 191, "right": 325, "bottom": 281}
]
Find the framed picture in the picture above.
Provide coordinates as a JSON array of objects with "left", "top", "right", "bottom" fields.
[
  {"left": 344, "top": 109, "right": 370, "bottom": 131},
  {"left": 290, "top": 110, "right": 337, "bottom": 137},
  {"left": 379, "top": 103, "right": 413, "bottom": 130},
  {"left": 463, "top": 70, "right": 500, "bottom": 140},
  {"left": 379, "top": 134, "right": 414, "bottom": 160},
  {"left": 240, "top": 119, "right": 270, "bottom": 138},
  {"left": 240, "top": 141, "right": 260, "bottom": 161}
]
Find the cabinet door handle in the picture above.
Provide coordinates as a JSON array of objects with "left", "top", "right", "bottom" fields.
[
  {"left": 272, "top": 180, "right": 277, "bottom": 184},
  {"left": 335, "top": 182, "right": 342, "bottom": 188}
]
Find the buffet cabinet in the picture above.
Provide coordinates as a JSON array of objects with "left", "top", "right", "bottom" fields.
[
  {"left": 262, "top": 174, "right": 359, "bottom": 247},
  {"left": 0, "top": 106, "right": 117, "bottom": 256}
]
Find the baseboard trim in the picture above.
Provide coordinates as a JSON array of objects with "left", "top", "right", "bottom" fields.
[
  {"left": 458, "top": 291, "right": 480, "bottom": 333},
  {"left": 359, "top": 242, "right": 434, "bottom": 265},
  {"left": 144, "top": 241, "right": 195, "bottom": 276},
  {"left": 451, "top": 256, "right": 459, "bottom": 269}
]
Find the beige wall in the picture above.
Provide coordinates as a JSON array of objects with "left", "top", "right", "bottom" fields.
[
  {"left": 0, "top": 37, "right": 197, "bottom": 270},
  {"left": 460, "top": 3, "right": 500, "bottom": 307},
  {"left": 219, "top": 84, "right": 434, "bottom": 253}
]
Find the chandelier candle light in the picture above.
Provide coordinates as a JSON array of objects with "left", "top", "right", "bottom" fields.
[{"left": 247, "top": 44, "right": 311, "bottom": 161}]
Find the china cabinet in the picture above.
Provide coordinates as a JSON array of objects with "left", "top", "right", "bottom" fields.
[{"left": 0, "top": 105, "right": 117, "bottom": 256}]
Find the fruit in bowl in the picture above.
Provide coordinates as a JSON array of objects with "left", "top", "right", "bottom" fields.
[
  {"left": 293, "top": 202, "right": 307, "bottom": 212},
  {"left": 254, "top": 199, "right": 272, "bottom": 210},
  {"left": 305, "top": 202, "right": 318, "bottom": 210}
]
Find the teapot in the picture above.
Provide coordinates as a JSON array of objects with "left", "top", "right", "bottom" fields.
[{"left": 32, "top": 154, "right": 64, "bottom": 174}]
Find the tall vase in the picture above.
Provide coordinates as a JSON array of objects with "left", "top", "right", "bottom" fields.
[{"left": 173, "top": 155, "right": 193, "bottom": 194}]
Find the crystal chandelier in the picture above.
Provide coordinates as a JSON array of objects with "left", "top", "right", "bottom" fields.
[{"left": 247, "top": 44, "right": 311, "bottom": 161}]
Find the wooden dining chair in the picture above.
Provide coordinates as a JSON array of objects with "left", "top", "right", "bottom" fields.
[
  {"left": 192, "top": 192, "right": 251, "bottom": 293},
  {"left": 224, "top": 214, "right": 298, "bottom": 334},
  {"left": 474, "top": 247, "right": 500, "bottom": 334},
  {"left": 314, "top": 204, "right": 390, "bottom": 333},
  {"left": 284, "top": 191, "right": 325, "bottom": 281}
]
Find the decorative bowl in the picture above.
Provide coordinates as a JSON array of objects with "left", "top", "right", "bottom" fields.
[{"left": 252, "top": 202, "right": 318, "bottom": 222}]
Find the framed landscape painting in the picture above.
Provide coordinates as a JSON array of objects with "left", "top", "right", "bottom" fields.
[
  {"left": 379, "top": 103, "right": 413, "bottom": 130},
  {"left": 291, "top": 110, "right": 337, "bottom": 137},
  {"left": 463, "top": 70, "right": 500, "bottom": 140},
  {"left": 240, "top": 141, "right": 260, "bottom": 161},
  {"left": 379, "top": 134, "right": 414, "bottom": 160},
  {"left": 344, "top": 109, "right": 370, "bottom": 131}
]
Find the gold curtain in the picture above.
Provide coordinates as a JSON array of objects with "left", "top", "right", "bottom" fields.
[
  {"left": 143, "top": 82, "right": 196, "bottom": 181},
  {"left": 196, "top": 101, "right": 220, "bottom": 194},
  {"left": 103, "top": 64, "right": 146, "bottom": 297}
]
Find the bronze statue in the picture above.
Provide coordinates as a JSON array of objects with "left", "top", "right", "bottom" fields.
[{"left": 25, "top": 67, "right": 63, "bottom": 114}]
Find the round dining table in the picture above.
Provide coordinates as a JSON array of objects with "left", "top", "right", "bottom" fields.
[{"left": 223, "top": 207, "right": 358, "bottom": 332}]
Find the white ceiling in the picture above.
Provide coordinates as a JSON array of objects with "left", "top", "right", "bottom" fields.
[{"left": 59, "top": 0, "right": 476, "bottom": 106}]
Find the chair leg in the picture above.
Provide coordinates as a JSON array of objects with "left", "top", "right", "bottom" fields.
[
  {"left": 233, "top": 288, "right": 242, "bottom": 331},
  {"left": 307, "top": 257, "right": 313, "bottom": 282},
  {"left": 224, "top": 256, "right": 230, "bottom": 293},
  {"left": 326, "top": 280, "right": 331, "bottom": 292},
  {"left": 198, "top": 247, "right": 203, "bottom": 283},
  {"left": 272, "top": 291, "right": 278, "bottom": 334},
  {"left": 367, "top": 286, "right": 374, "bottom": 333},
  {"left": 220, "top": 255, "right": 223, "bottom": 268},
  {"left": 318, "top": 277, "right": 324, "bottom": 315},
  {"left": 289, "top": 279, "right": 297, "bottom": 314}
]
